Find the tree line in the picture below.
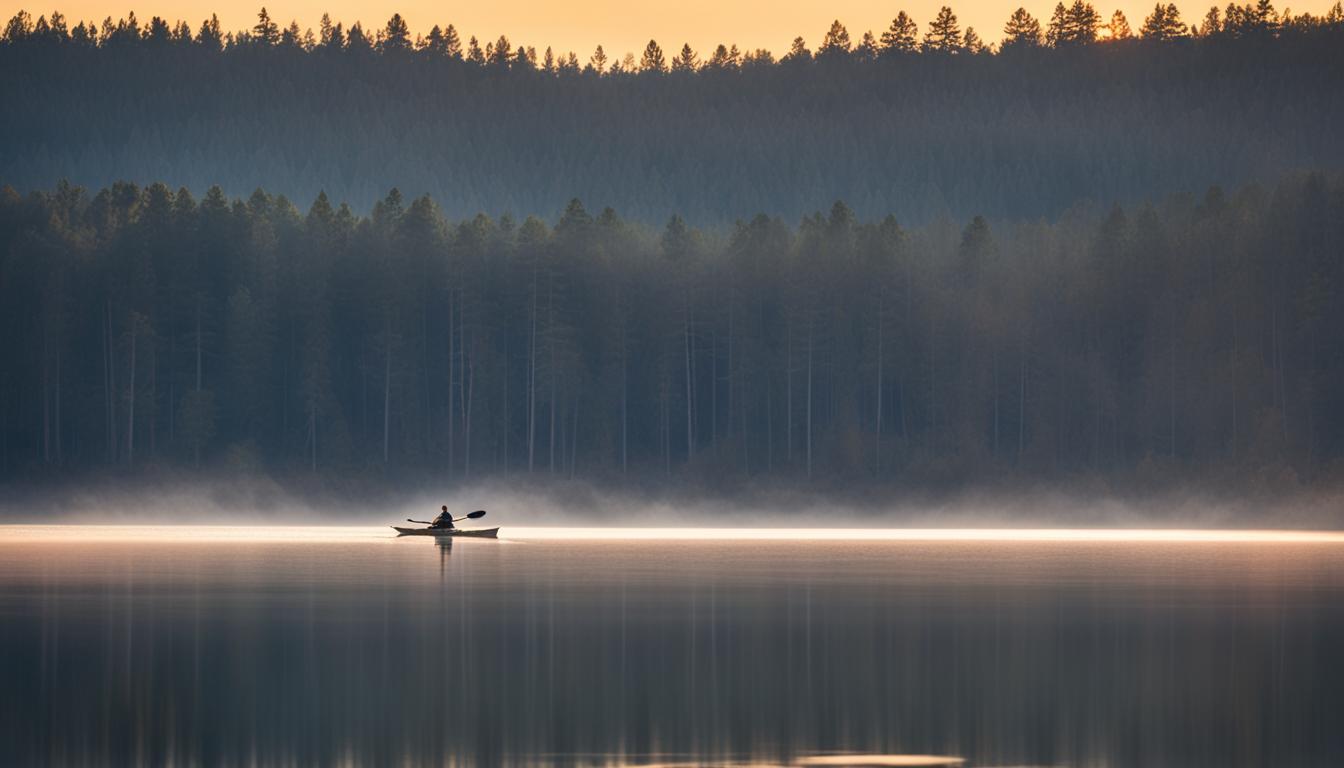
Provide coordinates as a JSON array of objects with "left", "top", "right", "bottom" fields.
[
  {"left": 5, "top": 2, "right": 1343, "bottom": 61},
  {"left": 3, "top": 174, "right": 1342, "bottom": 492},
  {"left": 2, "top": 5, "right": 1343, "bottom": 223}
]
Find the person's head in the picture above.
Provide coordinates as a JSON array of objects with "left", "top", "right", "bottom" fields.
[{"left": 441, "top": 505, "right": 448, "bottom": 512}]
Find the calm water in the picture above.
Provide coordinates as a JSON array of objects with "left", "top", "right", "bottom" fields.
[{"left": 2, "top": 526, "right": 1343, "bottom": 767}]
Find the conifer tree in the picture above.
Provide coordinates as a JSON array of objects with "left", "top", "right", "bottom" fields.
[
  {"left": 924, "top": 6, "right": 963, "bottom": 52},
  {"left": 880, "top": 11, "right": 920, "bottom": 52},
  {"left": 590, "top": 44, "right": 607, "bottom": 73},
  {"left": 818, "top": 20, "right": 852, "bottom": 55},
  {"left": 671, "top": 42, "right": 698, "bottom": 71},
  {"left": 197, "top": 14, "right": 223, "bottom": 50},
  {"left": 855, "top": 31, "right": 879, "bottom": 61},
  {"left": 640, "top": 39, "right": 666, "bottom": 71},
  {"left": 1110, "top": 10, "right": 1135, "bottom": 38},
  {"left": 1142, "top": 3, "right": 1189, "bottom": 38},
  {"left": 1003, "top": 7, "right": 1043, "bottom": 47},
  {"left": 783, "top": 36, "right": 811, "bottom": 61},
  {"left": 490, "top": 35, "right": 513, "bottom": 67},
  {"left": 706, "top": 43, "right": 732, "bottom": 69},
  {"left": 963, "top": 26, "right": 987, "bottom": 52},
  {"left": 381, "top": 13, "right": 410, "bottom": 53},
  {"left": 1194, "top": 6, "right": 1222, "bottom": 34},
  {"left": 253, "top": 7, "right": 279, "bottom": 45},
  {"left": 443, "top": 24, "right": 462, "bottom": 57}
]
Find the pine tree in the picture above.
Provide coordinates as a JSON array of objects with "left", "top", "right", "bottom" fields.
[
  {"left": 1194, "top": 6, "right": 1221, "bottom": 35},
  {"left": 705, "top": 43, "right": 733, "bottom": 69},
  {"left": 381, "top": 13, "right": 411, "bottom": 53},
  {"left": 253, "top": 6, "right": 279, "bottom": 45},
  {"left": 783, "top": 36, "right": 811, "bottom": 61},
  {"left": 1069, "top": 0, "right": 1102, "bottom": 42},
  {"left": 590, "top": 44, "right": 608, "bottom": 73},
  {"left": 443, "top": 24, "right": 461, "bottom": 57},
  {"left": 963, "top": 26, "right": 987, "bottom": 52},
  {"left": 346, "top": 22, "right": 371, "bottom": 54},
  {"left": 1141, "top": 3, "right": 1189, "bottom": 38},
  {"left": 467, "top": 35, "right": 484, "bottom": 64},
  {"left": 855, "top": 31, "right": 879, "bottom": 61},
  {"left": 197, "top": 14, "right": 223, "bottom": 50},
  {"left": 640, "top": 39, "right": 666, "bottom": 72},
  {"left": 818, "top": 20, "right": 852, "bottom": 55},
  {"left": 1110, "top": 10, "right": 1134, "bottom": 38},
  {"left": 490, "top": 35, "right": 513, "bottom": 67},
  {"left": 671, "top": 42, "right": 699, "bottom": 71},
  {"left": 1003, "top": 7, "right": 1043, "bottom": 48},
  {"left": 880, "top": 11, "right": 920, "bottom": 52},
  {"left": 924, "top": 6, "right": 963, "bottom": 52}
]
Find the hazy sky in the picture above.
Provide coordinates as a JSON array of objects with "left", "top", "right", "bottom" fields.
[{"left": 9, "top": 0, "right": 1339, "bottom": 57}]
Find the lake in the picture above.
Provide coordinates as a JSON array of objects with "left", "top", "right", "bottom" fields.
[{"left": 2, "top": 526, "right": 1342, "bottom": 767}]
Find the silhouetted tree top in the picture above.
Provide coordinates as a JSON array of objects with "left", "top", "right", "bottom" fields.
[
  {"left": 6, "top": 3, "right": 1339, "bottom": 59},
  {"left": 5, "top": 174, "right": 1344, "bottom": 492}
]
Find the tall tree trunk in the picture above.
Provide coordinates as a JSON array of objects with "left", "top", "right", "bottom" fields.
[
  {"left": 662, "top": 371, "right": 670, "bottom": 477},
  {"left": 928, "top": 306, "right": 937, "bottom": 446},
  {"left": 502, "top": 332, "right": 510, "bottom": 473},
  {"left": 54, "top": 344, "right": 62, "bottom": 464},
  {"left": 42, "top": 329, "right": 50, "bottom": 464},
  {"left": 105, "top": 300, "right": 116, "bottom": 463},
  {"left": 383, "top": 321, "right": 391, "bottom": 466},
  {"left": 621, "top": 320, "right": 628, "bottom": 474},
  {"left": 195, "top": 302, "right": 203, "bottom": 468},
  {"left": 309, "top": 400, "right": 317, "bottom": 472},
  {"left": 1230, "top": 306, "right": 1239, "bottom": 457},
  {"left": 459, "top": 298, "right": 468, "bottom": 475},
  {"left": 727, "top": 298, "right": 734, "bottom": 442},
  {"left": 875, "top": 288, "right": 883, "bottom": 474},
  {"left": 786, "top": 319, "right": 793, "bottom": 463},
  {"left": 711, "top": 328, "right": 717, "bottom": 453},
  {"left": 806, "top": 316, "right": 814, "bottom": 480},
  {"left": 766, "top": 380, "right": 773, "bottom": 474},
  {"left": 1169, "top": 304, "right": 1176, "bottom": 459},
  {"left": 684, "top": 290, "right": 694, "bottom": 461},
  {"left": 464, "top": 327, "right": 475, "bottom": 478},
  {"left": 528, "top": 268, "right": 537, "bottom": 473},
  {"left": 448, "top": 291, "right": 455, "bottom": 474},
  {"left": 1018, "top": 326, "right": 1027, "bottom": 462},
  {"left": 126, "top": 319, "right": 136, "bottom": 466},
  {"left": 548, "top": 278, "right": 556, "bottom": 474},
  {"left": 993, "top": 340, "right": 1002, "bottom": 463},
  {"left": 569, "top": 393, "right": 579, "bottom": 479}
]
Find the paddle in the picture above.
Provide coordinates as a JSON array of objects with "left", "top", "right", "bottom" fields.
[{"left": 405, "top": 510, "right": 487, "bottom": 525}]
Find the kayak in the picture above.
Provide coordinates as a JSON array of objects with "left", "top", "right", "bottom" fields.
[{"left": 392, "top": 526, "right": 500, "bottom": 538}]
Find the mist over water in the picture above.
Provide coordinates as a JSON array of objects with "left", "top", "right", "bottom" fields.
[{"left": 3, "top": 525, "right": 1342, "bottom": 767}]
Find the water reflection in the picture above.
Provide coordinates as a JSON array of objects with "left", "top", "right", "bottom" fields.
[{"left": 1, "top": 526, "right": 1342, "bottom": 767}]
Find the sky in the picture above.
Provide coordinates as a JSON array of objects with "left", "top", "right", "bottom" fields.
[{"left": 8, "top": 0, "right": 1340, "bottom": 56}]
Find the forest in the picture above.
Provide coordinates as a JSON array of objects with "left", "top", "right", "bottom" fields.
[
  {"left": 2, "top": 173, "right": 1342, "bottom": 493},
  {"left": 1, "top": 4, "right": 1343, "bottom": 222}
]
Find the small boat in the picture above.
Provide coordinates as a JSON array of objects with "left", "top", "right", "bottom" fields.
[{"left": 392, "top": 526, "right": 500, "bottom": 538}]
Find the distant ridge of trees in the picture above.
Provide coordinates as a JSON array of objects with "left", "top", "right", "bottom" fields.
[
  {"left": 2, "top": 4, "right": 1343, "bottom": 222},
  {"left": 4, "top": 2, "right": 1342, "bottom": 58},
  {"left": 3, "top": 174, "right": 1343, "bottom": 492}
]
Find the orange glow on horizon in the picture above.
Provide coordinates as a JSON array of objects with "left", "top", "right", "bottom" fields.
[{"left": 5, "top": 0, "right": 1339, "bottom": 65}]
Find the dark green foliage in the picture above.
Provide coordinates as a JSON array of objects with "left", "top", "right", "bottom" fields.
[
  {"left": 1, "top": 10, "right": 1342, "bottom": 223},
  {"left": 3, "top": 175, "right": 1344, "bottom": 491}
]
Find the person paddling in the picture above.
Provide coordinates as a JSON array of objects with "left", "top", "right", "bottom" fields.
[{"left": 429, "top": 505, "right": 456, "bottom": 530}]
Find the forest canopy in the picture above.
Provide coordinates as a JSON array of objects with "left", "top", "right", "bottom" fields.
[
  {"left": 1, "top": 5, "right": 1343, "bottom": 221},
  {"left": 3, "top": 174, "right": 1342, "bottom": 493}
]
